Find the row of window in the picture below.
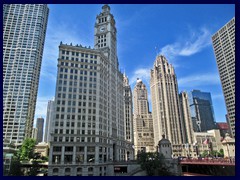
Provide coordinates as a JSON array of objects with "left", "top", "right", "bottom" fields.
[
  {"left": 57, "top": 87, "right": 97, "bottom": 95},
  {"left": 53, "top": 135, "right": 110, "bottom": 143},
  {"left": 99, "top": 17, "right": 107, "bottom": 23},
  {"left": 58, "top": 81, "right": 97, "bottom": 89},
  {"left": 61, "top": 50, "right": 97, "bottom": 59},
  {"left": 59, "top": 68, "right": 97, "bottom": 75},
  {"left": 53, "top": 146, "right": 96, "bottom": 152},
  {"left": 57, "top": 93, "right": 97, "bottom": 101},
  {"left": 51, "top": 166, "right": 106, "bottom": 176},
  {"left": 58, "top": 74, "right": 97, "bottom": 81}
]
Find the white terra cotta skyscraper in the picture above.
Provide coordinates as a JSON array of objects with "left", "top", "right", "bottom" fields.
[
  {"left": 150, "top": 55, "right": 183, "bottom": 157},
  {"left": 48, "top": 5, "right": 133, "bottom": 176}
]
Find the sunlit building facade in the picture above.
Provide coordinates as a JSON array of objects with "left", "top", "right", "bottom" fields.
[
  {"left": 44, "top": 100, "right": 55, "bottom": 143},
  {"left": 150, "top": 55, "right": 183, "bottom": 157},
  {"left": 133, "top": 79, "right": 155, "bottom": 156},
  {"left": 3, "top": 4, "right": 49, "bottom": 144},
  {"left": 212, "top": 17, "right": 235, "bottom": 138},
  {"left": 48, "top": 5, "right": 133, "bottom": 176}
]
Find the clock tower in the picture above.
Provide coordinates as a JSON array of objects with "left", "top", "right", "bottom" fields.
[{"left": 94, "top": 4, "right": 118, "bottom": 68}]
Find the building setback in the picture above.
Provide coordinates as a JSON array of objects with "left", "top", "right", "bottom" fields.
[
  {"left": 3, "top": 4, "right": 49, "bottom": 144},
  {"left": 212, "top": 17, "right": 235, "bottom": 138},
  {"left": 150, "top": 55, "right": 183, "bottom": 157},
  {"left": 133, "top": 79, "right": 155, "bottom": 156},
  {"left": 48, "top": 5, "right": 133, "bottom": 176}
]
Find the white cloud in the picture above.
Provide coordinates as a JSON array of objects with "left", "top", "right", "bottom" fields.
[
  {"left": 159, "top": 27, "right": 212, "bottom": 61},
  {"left": 129, "top": 67, "right": 151, "bottom": 86},
  {"left": 178, "top": 73, "right": 221, "bottom": 88}
]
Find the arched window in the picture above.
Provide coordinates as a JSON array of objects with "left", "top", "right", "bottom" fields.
[
  {"left": 65, "top": 168, "right": 71, "bottom": 173},
  {"left": 88, "top": 167, "right": 94, "bottom": 172},
  {"left": 53, "top": 168, "right": 59, "bottom": 173},
  {"left": 77, "top": 167, "right": 82, "bottom": 172}
]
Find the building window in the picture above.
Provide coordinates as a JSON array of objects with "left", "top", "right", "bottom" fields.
[{"left": 53, "top": 168, "right": 59, "bottom": 173}]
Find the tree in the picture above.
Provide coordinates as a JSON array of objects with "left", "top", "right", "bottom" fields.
[
  {"left": 201, "top": 149, "right": 224, "bottom": 158},
  {"left": 18, "top": 138, "right": 36, "bottom": 161},
  {"left": 27, "top": 160, "right": 40, "bottom": 176},
  {"left": 137, "top": 152, "right": 172, "bottom": 176},
  {"left": 201, "top": 150, "right": 209, "bottom": 157},
  {"left": 8, "top": 156, "right": 24, "bottom": 176},
  {"left": 218, "top": 149, "right": 224, "bottom": 157}
]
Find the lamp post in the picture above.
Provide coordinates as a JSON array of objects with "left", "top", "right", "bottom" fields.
[{"left": 193, "top": 142, "right": 199, "bottom": 158}]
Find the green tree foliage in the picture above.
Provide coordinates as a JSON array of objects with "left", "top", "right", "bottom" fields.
[
  {"left": 27, "top": 160, "right": 40, "bottom": 176},
  {"left": 8, "top": 156, "right": 24, "bottom": 176},
  {"left": 18, "top": 138, "right": 36, "bottom": 161},
  {"left": 137, "top": 152, "right": 173, "bottom": 176},
  {"left": 218, "top": 149, "right": 224, "bottom": 157},
  {"left": 201, "top": 149, "right": 224, "bottom": 158}
]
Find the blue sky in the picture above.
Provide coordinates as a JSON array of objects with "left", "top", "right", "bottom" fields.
[{"left": 35, "top": 4, "right": 235, "bottom": 125}]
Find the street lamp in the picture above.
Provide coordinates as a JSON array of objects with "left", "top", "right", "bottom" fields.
[{"left": 193, "top": 142, "right": 199, "bottom": 157}]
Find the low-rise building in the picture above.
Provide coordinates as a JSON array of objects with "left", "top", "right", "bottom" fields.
[
  {"left": 191, "top": 129, "right": 223, "bottom": 157},
  {"left": 34, "top": 142, "right": 49, "bottom": 157},
  {"left": 221, "top": 133, "right": 235, "bottom": 158}
]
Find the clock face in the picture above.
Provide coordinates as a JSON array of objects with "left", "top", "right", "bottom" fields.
[{"left": 99, "top": 26, "right": 105, "bottom": 32}]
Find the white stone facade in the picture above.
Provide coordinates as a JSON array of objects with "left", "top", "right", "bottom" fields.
[
  {"left": 133, "top": 79, "right": 155, "bottom": 156},
  {"left": 179, "top": 92, "right": 194, "bottom": 145},
  {"left": 48, "top": 5, "right": 133, "bottom": 176},
  {"left": 150, "top": 55, "right": 183, "bottom": 157}
]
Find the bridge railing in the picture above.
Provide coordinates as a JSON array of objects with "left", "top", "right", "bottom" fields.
[{"left": 179, "top": 157, "right": 235, "bottom": 165}]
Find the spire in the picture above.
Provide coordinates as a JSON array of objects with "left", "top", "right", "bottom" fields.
[{"left": 102, "top": 4, "right": 110, "bottom": 12}]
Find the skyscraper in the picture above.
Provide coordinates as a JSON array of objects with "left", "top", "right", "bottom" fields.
[
  {"left": 212, "top": 17, "right": 235, "bottom": 138},
  {"left": 150, "top": 55, "right": 183, "bottom": 157},
  {"left": 48, "top": 5, "right": 133, "bottom": 176},
  {"left": 36, "top": 117, "right": 44, "bottom": 143},
  {"left": 179, "top": 92, "right": 194, "bottom": 145},
  {"left": 44, "top": 99, "right": 55, "bottom": 143},
  {"left": 32, "top": 128, "right": 38, "bottom": 140},
  {"left": 188, "top": 90, "right": 216, "bottom": 132},
  {"left": 123, "top": 74, "right": 134, "bottom": 159},
  {"left": 133, "top": 79, "right": 155, "bottom": 156},
  {"left": 3, "top": 4, "right": 49, "bottom": 144}
]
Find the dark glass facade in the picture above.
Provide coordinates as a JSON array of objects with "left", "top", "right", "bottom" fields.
[{"left": 188, "top": 90, "right": 216, "bottom": 132}]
